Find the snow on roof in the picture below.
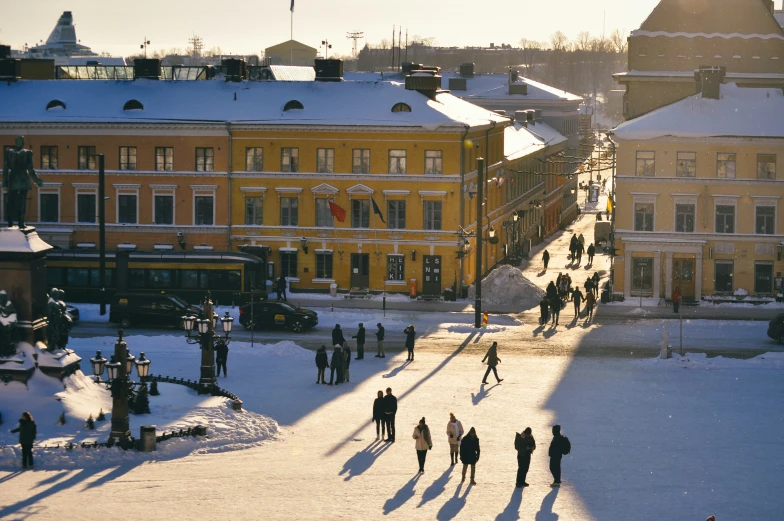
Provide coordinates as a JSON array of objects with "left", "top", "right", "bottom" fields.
[
  {"left": 504, "top": 120, "right": 567, "bottom": 161},
  {"left": 777, "top": 11, "right": 784, "bottom": 29},
  {"left": 0, "top": 79, "right": 507, "bottom": 130},
  {"left": 614, "top": 83, "right": 784, "bottom": 141},
  {"left": 630, "top": 29, "right": 784, "bottom": 41},
  {"left": 615, "top": 70, "right": 784, "bottom": 82},
  {"left": 440, "top": 73, "right": 583, "bottom": 102},
  {"left": 268, "top": 65, "right": 316, "bottom": 82}
]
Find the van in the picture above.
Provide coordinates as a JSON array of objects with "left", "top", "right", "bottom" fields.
[{"left": 109, "top": 293, "right": 204, "bottom": 329}]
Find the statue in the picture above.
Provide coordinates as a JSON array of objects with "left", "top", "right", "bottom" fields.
[
  {"left": 46, "top": 288, "right": 68, "bottom": 352},
  {"left": 2, "top": 136, "right": 44, "bottom": 229},
  {"left": 0, "top": 289, "right": 19, "bottom": 357},
  {"left": 55, "top": 288, "right": 72, "bottom": 349}
]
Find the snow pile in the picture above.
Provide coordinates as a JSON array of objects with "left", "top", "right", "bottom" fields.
[
  {"left": 242, "top": 341, "right": 312, "bottom": 359},
  {"left": 467, "top": 265, "right": 545, "bottom": 309},
  {"left": 635, "top": 351, "right": 784, "bottom": 370}
]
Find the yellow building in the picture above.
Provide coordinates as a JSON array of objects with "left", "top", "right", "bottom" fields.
[
  {"left": 264, "top": 40, "right": 317, "bottom": 66},
  {"left": 612, "top": 76, "right": 784, "bottom": 301}
]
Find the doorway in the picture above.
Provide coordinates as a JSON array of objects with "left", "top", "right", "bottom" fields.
[
  {"left": 422, "top": 255, "right": 442, "bottom": 296},
  {"left": 350, "top": 253, "right": 370, "bottom": 289},
  {"left": 755, "top": 262, "right": 773, "bottom": 296},
  {"left": 672, "top": 257, "right": 695, "bottom": 301}
]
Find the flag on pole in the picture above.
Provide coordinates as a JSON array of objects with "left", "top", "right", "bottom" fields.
[
  {"left": 290, "top": 0, "right": 295, "bottom": 12},
  {"left": 371, "top": 197, "right": 386, "bottom": 224},
  {"left": 328, "top": 201, "right": 346, "bottom": 222},
  {"left": 606, "top": 194, "right": 613, "bottom": 214}
]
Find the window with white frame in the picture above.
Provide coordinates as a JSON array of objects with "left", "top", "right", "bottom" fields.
[
  {"left": 389, "top": 150, "right": 406, "bottom": 174},
  {"left": 117, "top": 193, "right": 138, "bottom": 224},
  {"left": 280, "top": 251, "right": 297, "bottom": 277},
  {"left": 715, "top": 204, "right": 735, "bottom": 233},
  {"left": 676, "top": 152, "right": 696, "bottom": 177},
  {"left": 757, "top": 154, "right": 776, "bottom": 180},
  {"left": 195, "top": 147, "right": 214, "bottom": 172},
  {"left": 387, "top": 200, "right": 406, "bottom": 229},
  {"left": 755, "top": 205, "right": 775, "bottom": 235},
  {"left": 317, "top": 148, "right": 335, "bottom": 173},
  {"left": 246, "top": 147, "right": 263, "bottom": 172},
  {"left": 424, "top": 150, "right": 443, "bottom": 175},
  {"left": 675, "top": 203, "right": 695, "bottom": 232},
  {"left": 352, "top": 149, "right": 370, "bottom": 174},
  {"left": 634, "top": 202, "right": 654, "bottom": 231},
  {"left": 635, "top": 151, "right": 654, "bottom": 177},
  {"left": 40, "top": 146, "right": 58, "bottom": 170},
  {"left": 39, "top": 192, "right": 59, "bottom": 223},
  {"left": 194, "top": 196, "right": 214, "bottom": 225},
  {"left": 387, "top": 254, "right": 405, "bottom": 281},
  {"left": 119, "top": 146, "right": 137, "bottom": 171},
  {"left": 315, "top": 198, "right": 332, "bottom": 227},
  {"left": 423, "top": 200, "right": 442, "bottom": 230},
  {"left": 153, "top": 188, "right": 175, "bottom": 225},
  {"left": 280, "top": 197, "right": 298, "bottom": 226},
  {"left": 74, "top": 185, "right": 97, "bottom": 223},
  {"left": 315, "top": 252, "right": 333, "bottom": 279},
  {"left": 281, "top": 148, "right": 299, "bottom": 172},
  {"left": 352, "top": 199, "right": 370, "bottom": 228},
  {"left": 78, "top": 146, "right": 96, "bottom": 170},
  {"left": 245, "top": 196, "right": 264, "bottom": 225},
  {"left": 717, "top": 153, "right": 736, "bottom": 178},
  {"left": 155, "top": 147, "right": 174, "bottom": 171}
]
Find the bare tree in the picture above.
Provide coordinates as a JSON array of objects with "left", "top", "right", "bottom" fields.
[
  {"left": 576, "top": 31, "right": 592, "bottom": 52},
  {"left": 550, "top": 31, "right": 568, "bottom": 51},
  {"left": 610, "top": 29, "right": 628, "bottom": 54},
  {"left": 519, "top": 38, "right": 543, "bottom": 76}
]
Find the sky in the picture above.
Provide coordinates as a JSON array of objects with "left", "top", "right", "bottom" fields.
[{"left": 1, "top": 0, "right": 781, "bottom": 59}]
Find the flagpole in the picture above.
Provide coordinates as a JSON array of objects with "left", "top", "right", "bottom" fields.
[{"left": 290, "top": 7, "right": 293, "bottom": 65}]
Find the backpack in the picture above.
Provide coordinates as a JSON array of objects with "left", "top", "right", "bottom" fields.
[
  {"left": 561, "top": 436, "right": 571, "bottom": 455},
  {"left": 514, "top": 432, "right": 523, "bottom": 451}
]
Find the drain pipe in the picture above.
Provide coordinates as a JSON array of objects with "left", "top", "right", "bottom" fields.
[
  {"left": 226, "top": 122, "right": 233, "bottom": 251},
  {"left": 458, "top": 124, "right": 470, "bottom": 298}
]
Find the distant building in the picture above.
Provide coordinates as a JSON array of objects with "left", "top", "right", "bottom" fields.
[{"left": 264, "top": 40, "right": 317, "bottom": 66}]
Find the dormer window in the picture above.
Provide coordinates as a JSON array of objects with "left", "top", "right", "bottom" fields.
[
  {"left": 391, "top": 102, "right": 412, "bottom": 113},
  {"left": 123, "top": 99, "right": 144, "bottom": 111},
  {"left": 283, "top": 100, "right": 304, "bottom": 111},
  {"left": 46, "top": 99, "right": 66, "bottom": 111}
]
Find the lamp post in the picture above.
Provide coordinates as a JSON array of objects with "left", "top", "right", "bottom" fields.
[
  {"left": 182, "top": 294, "right": 233, "bottom": 395},
  {"left": 475, "top": 157, "right": 484, "bottom": 328}
]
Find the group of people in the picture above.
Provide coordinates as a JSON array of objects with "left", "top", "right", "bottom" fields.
[
  {"left": 541, "top": 270, "right": 601, "bottom": 326},
  {"left": 514, "top": 425, "right": 571, "bottom": 488},
  {"left": 568, "top": 234, "right": 596, "bottom": 267}
]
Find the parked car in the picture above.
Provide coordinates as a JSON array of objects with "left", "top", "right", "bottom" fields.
[
  {"left": 766, "top": 313, "right": 784, "bottom": 343},
  {"left": 65, "top": 304, "right": 80, "bottom": 324},
  {"left": 109, "top": 293, "right": 204, "bottom": 329},
  {"left": 239, "top": 301, "right": 318, "bottom": 333}
]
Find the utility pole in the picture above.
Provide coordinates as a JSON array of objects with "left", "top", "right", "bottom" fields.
[
  {"left": 140, "top": 37, "right": 150, "bottom": 58},
  {"left": 98, "top": 154, "right": 106, "bottom": 316},
  {"left": 475, "top": 157, "right": 485, "bottom": 328},
  {"left": 321, "top": 39, "right": 332, "bottom": 59},
  {"left": 346, "top": 31, "right": 364, "bottom": 57}
]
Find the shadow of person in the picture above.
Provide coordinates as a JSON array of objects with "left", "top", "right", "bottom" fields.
[
  {"left": 0, "top": 470, "right": 24, "bottom": 485},
  {"left": 472, "top": 383, "right": 500, "bottom": 406},
  {"left": 339, "top": 440, "right": 391, "bottom": 481},
  {"left": 436, "top": 482, "right": 472, "bottom": 521},
  {"left": 495, "top": 487, "right": 524, "bottom": 520},
  {"left": 566, "top": 316, "right": 579, "bottom": 329},
  {"left": 542, "top": 327, "right": 558, "bottom": 339},
  {"left": 418, "top": 466, "right": 454, "bottom": 507},
  {"left": 383, "top": 473, "right": 422, "bottom": 515},
  {"left": 534, "top": 487, "right": 560, "bottom": 521},
  {"left": 383, "top": 361, "right": 411, "bottom": 378},
  {"left": 538, "top": 270, "right": 547, "bottom": 277}
]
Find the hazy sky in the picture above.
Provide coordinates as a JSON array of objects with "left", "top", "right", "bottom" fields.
[{"left": 1, "top": 0, "right": 781, "bottom": 58}]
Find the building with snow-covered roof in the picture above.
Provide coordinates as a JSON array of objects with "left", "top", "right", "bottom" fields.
[
  {"left": 264, "top": 40, "right": 317, "bottom": 67},
  {"left": 611, "top": 78, "right": 784, "bottom": 301}
]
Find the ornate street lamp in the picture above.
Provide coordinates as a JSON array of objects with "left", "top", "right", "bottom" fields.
[
  {"left": 220, "top": 312, "right": 234, "bottom": 334},
  {"left": 124, "top": 350, "right": 135, "bottom": 378},
  {"left": 90, "top": 350, "right": 107, "bottom": 383},
  {"left": 135, "top": 352, "right": 151, "bottom": 382},
  {"left": 105, "top": 356, "right": 120, "bottom": 382},
  {"left": 488, "top": 227, "right": 499, "bottom": 245},
  {"left": 182, "top": 292, "right": 231, "bottom": 394}
]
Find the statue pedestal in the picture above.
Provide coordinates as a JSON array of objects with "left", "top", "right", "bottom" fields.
[
  {"left": 0, "top": 342, "right": 36, "bottom": 383},
  {"left": 0, "top": 226, "right": 53, "bottom": 345},
  {"left": 35, "top": 342, "right": 82, "bottom": 379}
]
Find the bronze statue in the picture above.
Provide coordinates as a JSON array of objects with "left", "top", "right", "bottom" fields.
[
  {"left": 0, "top": 289, "right": 19, "bottom": 357},
  {"left": 2, "top": 136, "right": 44, "bottom": 229}
]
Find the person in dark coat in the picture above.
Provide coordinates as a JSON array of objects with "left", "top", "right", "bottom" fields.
[
  {"left": 329, "top": 345, "right": 344, "bottom": 385},
  {"left": 574, "top": 240, "right": 584, "bottom": 266},
  {"left": 373, "top": 390, "right": 386, "bottom": 441},
  {"left": 549, "top": 294, "right": 561, "bottom": 326},
  {"left": 546, "top": 281, "right": 558, "bottom": 301},
  {"left": 515, "top": 427, "right": 536, "bottom": 487},
  {"left": 481, "top": 341, "right": 503, "bottom": 384},
  {"left": 585, "top": 290, "right": 596, "bottom": 320},
  {"left": 276, "top": 275, "right": 287, "bottom": 301},
  {"left": 584, "top": 278, "right": 594, "bottom": 298},
  {"left": 459, "top": 427, "right": 480, "bottom": 484},
  {"left": 548, "top": 424, "right": 569, "bottom": 486},
  {"left": 215, "top": 339, "right": 229, "bottom": 378},
  {"left": 572, "top": 287, "right": 584, "bottom": 317},
  {"left": 343, "top": 343, "right": 352, "bottom": 383},
  {"left": 539, "top": 297, "right": 550, "bottom": 326},
  {"left": 331, "top": 324, "right": 346, "bottom": 347},
  {"left": 10, "top": 411, "right": 37, "bottom": 469},
  {"left": 375, "top": 323, "right": 386, "bottom": 358},
  {"left": 412, "top": 417, "right": 433, "bottom": 473},
  {"left": 592, "top": 272, "right": 601, "bottom": 289},
  {"left": 542, "top": 249, "right": 550, "bottom": 271},
  {"left": 352, "top": 323, "right": 366, "bottom": 360},
  {"left": 587, "top": 243, "right": 596, "bottom": 265},
  {"left": 383, "top": 387, "right": 397, "bottom": 442},
  {"left": 404, "top": 325, "right": 416, "bottom": 361},
  {"left": 315, "top": 345, "right": 329, "bottom": 384}
]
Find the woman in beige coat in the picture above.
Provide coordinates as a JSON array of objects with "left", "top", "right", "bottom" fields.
[
  {"left": 446, "top": 412, "right": 465, "bottom": 466},
  {"left": 413, "top": 417, "right": 433, "bottom": 473}
]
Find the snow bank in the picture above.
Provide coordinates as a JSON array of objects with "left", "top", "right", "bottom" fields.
[
  {"left": 635, "top": 351, "right": 784, "bottom": 370},
  {"left": 467, "top": 265, "right": 544, "bottom": 309}
]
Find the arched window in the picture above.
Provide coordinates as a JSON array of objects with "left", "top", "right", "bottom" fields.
[
  {"left": 46, "top": 99, "right": 66, "bottom": 110},
  {"left": 123, "top": 99, "right": 144, "bottom": 111},
  {"left": 283, "top": 100, "right": 304, "bottom": 111},
  {"left": 391, "top": 102, "right": 412, "bottom": 113}
]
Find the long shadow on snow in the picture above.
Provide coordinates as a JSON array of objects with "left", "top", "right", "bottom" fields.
[
  {"left": 418, "top": 466, "right": 454, "bottom": 507},
  {"left": 338, "top": 440, "right": 391, "bottom": 481},
  {"left": 383, "top": 473, "right": 421, "bottom": 515},
  {"left": 495, "top": 487, "right": 525, "bottom": 520},
  {"left": 436, "top": 482, "right": 472, "bottom": 521}
]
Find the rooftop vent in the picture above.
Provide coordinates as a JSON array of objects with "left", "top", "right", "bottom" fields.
[
  {"left": 508, "top": 69, "right": 519, "bottom": 83},
  {"left": 283, "top": 100, "right": 304, "bottom": 111},
  {"left": 391, "top": 102, "right": 412, "bottom": 113},
  {"left": 448, "top": 77, "right": 467, "bottom": 91},
  {"left": 534, "top": 109, "right": 543, "bottom": 123},
  {"left": 459, "top": 62, "right": 475, "bottom": 78},
  {"left": 0, "top": 58, "right": 20, "bottom": 82},
  {"left": 402, "top": 62, "right": 423, "bottom": 75},
  {"left": 133, "top": 58, "right": 161, "bottom": 80},
  {"left": 46, "top": 99, "right": 66, "bottom": 111},
  {"left": 405, "top": 66, "right": 441, "bottom": 99},
  {"left": 314, "top": 58, "right": 343, "bottom": 82},
  {"left": 509, "top": 83, "right": 528, "bottom": 95},
  {"left": 222, "top": 58, "right": 246, "bottom": 82},
  {"left": 123, "top": 99, "right": 144, "bottom": 111},
  {"left": 695, "top": 66, "right": 725, "bottom": 100}
]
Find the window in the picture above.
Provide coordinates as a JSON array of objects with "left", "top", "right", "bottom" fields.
[
  {"left": 245, "top": 197, "right": 264, "bottom": 225},
  {"left": 316, "top": 252, "right": 333, "bottom": 279},
  {"left": 154, "top": 194, "right": 174, "bottom": 225},
  {"left": 389, "top": 150, "right": 407, "bottom": 174},
  {"left": 194, "top": 195, "right": 214, "bottom": 225},
  {"left": 717, "top": 153, "right": 736, "bottom": 178},
  {"left": 280, "top": 252, "right": 298, "bottom": 277},
  {"left": 148, "top": 269, "right": 174, "bottom": 289},
  {"left": 281, "top": 148, "right": 299, "bottom": 172},
  {"left": 280, "top": 197, "right": 298, "bottom": 226},
  {"left": 756, "top": 206, "right": 775, "bottom": 234},
  {"left": 631, "top": 257, "right": 654, "bottom": 294},
  {"left": 40, "top": 146, "right": 58, "bottom": 169},
  {"left": 78, "top": 146, "right": 96, "bottom": 170},
  {"left": 246, "top": 147, "right": 263, "bottom": 172},
  {"left": 123, "top": 99, "right": 143, "bottom": 111},
  {"left": 425, "top": 150, "right": 443, "bottom": 175},
  {"left": 352, "top": 199, "right": 370, "bottom": 228},
  {"left": 129, "top": 269, "right": 145, "bottom": 288},
  {"left": 66, "top": 268, "right": 90, "bottom": 287},
  {"left": 118, "top": 194, "right": 137, "bottom": 224},
  {"left": 317, "top": 148, "right": 334, "bottom": 173},
  {"left": 715, "top": 205, "right": 735, "bottom": 233},
  {"left": 635, "top": 151, "right": 654, "bottom": 177},
  {"left": 715, "top": 261, "right": 734, "bottom": 293},
  {"left": 387, "top": 200, "right": 407, "bottom": 229},
  {"left": 155, "top": 147, "right": 174, "bottom": 171},
  {"left": 757, "top": 154, "right": 776, "bottom": 180},
  {"left": 676, "top": 152, "right": 696, "bottom": 177},
  {"left": 387, "top": 254, "right": 405, "bottom": 281},
  {"left": 283, "top": 100, "right": 304, "bottom": 111},
  {"left": 119, "top": 146, "right": 137, "bottom": 171},
  {"left": 182, "top": 270, "right": 208, "bottom": 289},
  {"left": 195, "top": 148, "right": 214, "bottom": 172},
  {"left": 352, "top": 149, "right": 370, "bottom": 174},
  {"left": 423, "top": 200, "right": 442, "bottom": 230},
  {"left": 675, "top": 204, "right": 695, "bottom": 233},
  {"left": 754, "top": 262, "right": 773, "bottom": 295},
  {"left": 77, "top": 193, "right": 96, "bottom": 223},
  {"left": 40, "top": 193, "right": 59, "bottom": 222},
  {"left": 634, "top": 203, "right": 654, "bottom": 231},
  {"left": 391, "top": 102, "right": 412, "bottom": 112},
  {"left": 315, "top": 198, "right": 332, "bottom": 227}
]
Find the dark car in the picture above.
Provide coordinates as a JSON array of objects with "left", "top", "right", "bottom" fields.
[
  {"left": 239, "top": 301, "right": 318, "bottom": 333},
  {"left": 767, "top": 313, "right": 784, "bottom": 343},
  {"left": 109, "top": 293, "right": 203, "bottom": 329},
  {"left": 65, "top": 304, "right": 80, "bottom": 324}
]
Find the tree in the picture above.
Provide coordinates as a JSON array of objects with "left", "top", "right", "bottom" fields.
[
  {"left": 550, "top": 31, "right": 568, "bottom": 52},
  {"left": 519, "top": 39, "right": 543, "bottom": 76},
  {"left": 576, "top": 31, "right": 592, "bottom": 52},
  {"left": 610, "top": 29, "right": 628, "bottom": 54}
]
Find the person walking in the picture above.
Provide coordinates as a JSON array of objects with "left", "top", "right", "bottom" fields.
[
  {"left": 315, "top": 345, "right": 329, "bottom": 384},
  {"left": 375, "top": 323, "right": 386, "bottom": 358},
  {"left": 549, "top": 293, "right": 561, "bottom": 326},
  {"left": 548, "top": 424, "right": 570, "bottom": 487},
  {"left": 412, "top": 417, "right": 433, "bottom": 473},
  {"left": 481, "top": 341, "right": 503, "bottom": 384},
  {"left": 10, "top": 411, "right": 37, "bottom": 470},
  {"left": 672, "top": 286, "right": 681, "bottom": 314},
  {"left": 215, "top": 339, "right": 229, "bottom": 378},
  {"left": 373, "top": 390, "right": 386, "bottom": 441},
  {"left": 328, "top": 344, "right": 344, "bottom": 385},
  {"left": 276, "top": 275, "right": 287, "bottom": 301},
  {"left": 575, "top": 240, "right": 585, "bottom": 266},
  {"left": 404, "top": 325, "right": 416, "bottom": 361},
  {"left": 587, "top": 243, "right": 595, "bottom": 266},
  {"left": 459, "top": 427, "right": 480, "bottom": 485},
  {"left": 542, "top": 249, "right": 550, "bottom": 271},
  {"left": 539, "top": 297, "right": 550, "bottom": 326},
  {"left": 546, "top": 281, "right": 558, "bottom": 302},
  {"left": 343, "top": 343, "right": 352, "bottom": 383},
  {"left": 352, "top": 323, "right": 366, "bottom": 360},
  {"left": 515, "top": 427, "right": 536, "bottom": 487},
  {"left": 383, "top": 387, "right": 397, "bottom": 442},
  {"left": 331, "top": 324, "right": 346, "bottom": 347},
  {"left": 585, "top": 289, "right": 596, "bottom": 320},
  {"left": 572, "top": 287, "right": 584, "bottom": 317},
  {"left": 584, "top": 277, "right": 594, "bottom": 298},
  {"left": 446, "top": 412, "right": 464, "bottom": 465}
]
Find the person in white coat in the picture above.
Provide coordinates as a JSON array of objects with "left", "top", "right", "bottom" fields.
[
  {"left": 412, "top": 417, "right": 433, "bottom": 473},
  {"left": 446, "top": 412, "right": 465, "bottom": 466}
]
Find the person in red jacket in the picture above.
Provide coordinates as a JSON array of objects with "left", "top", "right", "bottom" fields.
[{"left": 672, "top": 286, "right": 681, "bottom": 313}]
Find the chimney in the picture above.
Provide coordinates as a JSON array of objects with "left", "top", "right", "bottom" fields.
[
  {"left": 534, "top": 109, "right": 543, "bottom": 124},
  {"left": 0, "top": 45, "right": 10, "bottom": 59},
  {"left": 134, "top": 58, "right": 161, "bottom": 80},
  {"left": 695, "top": 66, "right": 725, "bottom": 99},
  {"left": 459, "top": 62, "right": 475, "bottom": 78},
  {"left": 448, "top": 77, "right": 467, "bottom": 91},
  {"left": 514, "top": 110, "right": 529, "bottom": 127},
  {"left": 526, "top": 110, "right": 536, "bottom": 126},
  {"left": 314, "top": 58, "right": 343, "bottom": 82},
  {"left": 222, "top": 58, "right": 247, "bottom": 82},
  {"left": 405, "top": 66, "right": 441, "bottom": 99},
  {"left": 763, "top": 0, "right": 774, "bottom": 13}
]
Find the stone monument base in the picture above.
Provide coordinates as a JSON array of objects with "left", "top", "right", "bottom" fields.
[{"left": 35, "top": 342, "right": 82, "bottom": 380}]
